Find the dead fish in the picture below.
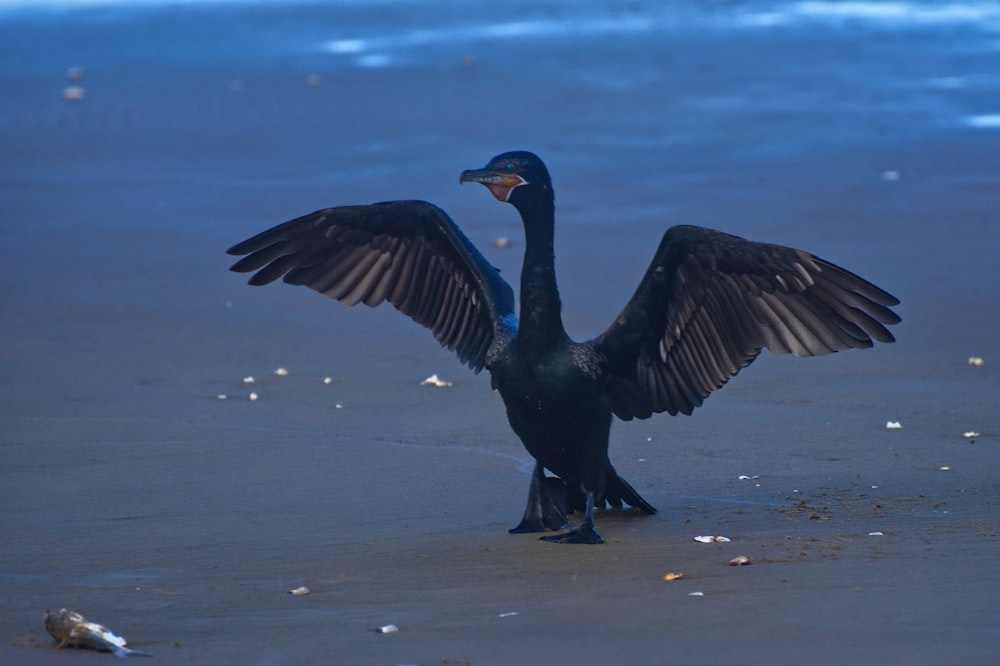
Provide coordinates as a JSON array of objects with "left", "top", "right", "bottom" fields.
[{"left": 44, "top": 609, "right": 152, "bottom": 658}]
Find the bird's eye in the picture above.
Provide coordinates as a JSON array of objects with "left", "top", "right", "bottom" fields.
[{"left": 504, "top": 163, "right": 515, "bottom": 173}]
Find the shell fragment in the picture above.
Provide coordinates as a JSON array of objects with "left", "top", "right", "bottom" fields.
[
  {"left": 421, "top": 374, "right": 452, "bottom": 388},
  {"left": 61, "top": 86, "right": 85, "bottom": 101}
]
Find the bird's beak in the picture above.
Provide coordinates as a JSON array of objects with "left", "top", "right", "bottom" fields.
[{"left": 459, "top": 167, "right": 527, "bottom": 202}]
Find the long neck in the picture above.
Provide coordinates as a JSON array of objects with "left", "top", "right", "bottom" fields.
[{"left": 517, "top": 196, "right": 567, "bottom": 348}]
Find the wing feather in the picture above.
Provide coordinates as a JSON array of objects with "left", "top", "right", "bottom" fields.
[
  {"left": 227, "top": 201, "right": 516, "bottom": 372},
  {"left": 595, "top": 225, "right": 900, "bottom": 420}
]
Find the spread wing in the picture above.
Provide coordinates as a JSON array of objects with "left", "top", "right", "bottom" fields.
[
  {"left": 594, "top": 225, "right": 900, "bottom": 419},
  {"left": 227, "top": 200, "right": 516, "bottom": 373}
]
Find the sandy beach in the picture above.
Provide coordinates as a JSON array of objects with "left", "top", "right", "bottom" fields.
[{"left": 2, "top": 1, "right": 999, "bottom": 664}]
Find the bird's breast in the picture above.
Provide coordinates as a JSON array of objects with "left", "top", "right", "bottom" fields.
[{"left": 492, "top": 353, "right": 609, "bottom": 432}]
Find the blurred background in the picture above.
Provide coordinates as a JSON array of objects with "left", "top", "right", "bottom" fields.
[{"left": 2, "top": 1, "right": 999, "bottom": 663}]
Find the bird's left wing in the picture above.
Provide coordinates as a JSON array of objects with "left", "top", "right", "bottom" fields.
[
  {"left": 227, "top": 200, "right": 516, "bottom": 373},
  {"left": 593, "top": 225, "right": 900, "bottom": 420}
]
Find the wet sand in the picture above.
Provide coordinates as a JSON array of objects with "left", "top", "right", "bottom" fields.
[{"left": 2, "top": 3, "right": 999, "bottom": 664}]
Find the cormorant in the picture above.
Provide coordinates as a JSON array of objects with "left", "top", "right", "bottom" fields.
[{"left": 227, "top": 151, "right": 900, "bottom": 544}]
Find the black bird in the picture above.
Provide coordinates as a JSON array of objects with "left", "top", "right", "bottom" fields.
[{"left": 227, "top": 151, "right": 900, "bottom": 544}]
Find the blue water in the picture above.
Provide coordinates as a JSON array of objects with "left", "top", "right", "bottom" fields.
[
  {"left": 316, "top": 1, "right": 1000, "bottom": 132},
  {"left": 4, "top": 0, "right": 997, "bottom": 133},
  {"left": 1, "top": 0, "right": 997, "bottom": 212}
]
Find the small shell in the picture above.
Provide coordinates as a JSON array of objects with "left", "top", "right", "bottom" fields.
[
  {"left": 61, "top": 86, "right": 85, "bottom": 101},
  {"left": 493, "top": 237, "right": 512, "bottom": 248},
  {"left": 323, "top": 377, "right": 333, "bottom": 384},
  {"left": 662, "top": 572, "right": 684, "bottom": 581},
  {"left": 868, "top": 531, "right": 884, "bottom": 536},
  {"left": 963, "top": 432, "right": 979, "bottom": 440},
  {"left": 968, "top": 356, "right": 985, "bottom": 367},
  {"left": 939, "top": 465, "right": 951, "bottom": 471},
  {"left": 375, "top": 624, "right": 398, "bottom": 634},
  {"left": 249, "top": 392, "right": 259, "bottom": 401},
  {"left": 243, "top": 376, "right": 255, "bottom": 384},
  {"left": 886, "top": 421, "right": 903, "bottom": 429},
  {"left": 334, "top": 403, "right": 343, "bottom": 409},
  {"left": 687, "top": 591, "right": 705, "bottom": 597},
  {"left": 728, "top": 555, "right": 752, "bottom": 566},
  {"left": 288, "top": 586, "right": 310, "bottom": 595},
  {"left": 421, "top": 374, "right": 452, "bottom": 388},
  {"left": 694, "top": 535, "right": 730, "bottom": 543},
  {"left": 498, "top": 611, "right": 520, "bottom": 618},
  {"left": 216, "top": 394, "right": 227, "bottom": 400},
  {"left": 274, "top": 367, "right": 289, "bottom": 377}
]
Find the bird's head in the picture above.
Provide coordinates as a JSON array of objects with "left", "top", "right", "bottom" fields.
[{"left": 460, "top": 151, "right": 553, "bottom": 207}]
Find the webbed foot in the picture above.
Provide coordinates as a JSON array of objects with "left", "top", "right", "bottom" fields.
[
  {"left": 510, "top": 516, "right": 566, "bottom": 533},
  {"left": 540, "top": 525, "right": 604, "bottom": 544},
  {"left": 509, "top": 463, "right": 568, "bottom": 533},
  {"left": 539, "top": 488, "right": 604, "bottom": 544}
]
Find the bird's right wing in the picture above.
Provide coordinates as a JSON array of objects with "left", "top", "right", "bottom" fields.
[
  {"left": 594, "top": 225, "right": 900, "bottom": 419},
  {"left": 227, "top": 200, "right": 516, "bottom": 373}
]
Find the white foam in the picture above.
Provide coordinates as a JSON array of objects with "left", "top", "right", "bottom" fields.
[
  {"left": 965, "top": 114, "right": 1000, "bottom": 128},
  {"left": 796, "top": 1, "right": 995, "bottom": 23},
  {"left": 740, "top": 1, "right": 1000, "bottom": 29},
  {"left": 8, "top": 0, "right": 1000, "bottom": 35},
  {"left": 322, "top": 15, "right": 652, "bottom": 57},
  {"left": 354, "top": 53, "right": 393, "bottom": 68},
  {"left": 327, "top": 39, "right": 368, "bottom": 55}
]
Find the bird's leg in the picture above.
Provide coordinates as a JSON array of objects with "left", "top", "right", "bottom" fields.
[
  {"left": 540, "top": 488, "right": 604, "bottom": 544},
  {"left": 509, "top": 462, "right": 568, "bottom": 533}
]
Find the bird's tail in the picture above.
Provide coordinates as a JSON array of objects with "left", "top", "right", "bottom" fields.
[
  {"left": 604, "top": 470, "right": 657, "bottom": 514},
  {"left": 564, "top": 469, "right": 657, "bottom": 515}
]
